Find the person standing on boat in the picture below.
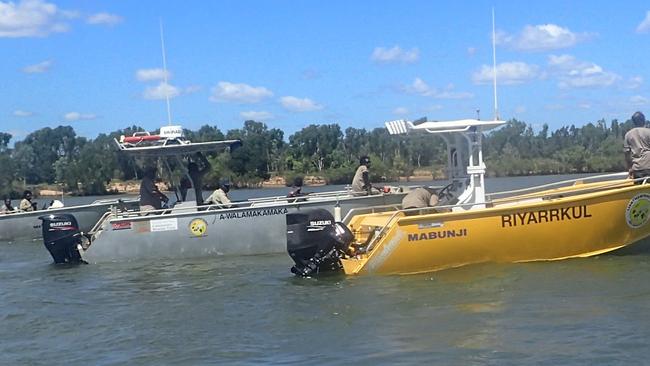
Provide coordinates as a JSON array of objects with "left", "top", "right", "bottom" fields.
[
  {"left": 139, "top": 167, "right": 169, "bottom": 212},
  {"left": 19, "top": 190, "right": 36, "bottom": 212},
  {"left": 206, "top": 179, "right": 232, "bottom": 208},
  {"left": 0, "top": 197, "right": 15, "bottom": 214},
  {"left": 351, "top": 156, "right": 380, "bottom": 195},
  {"left": 402, "top": 187, "right": 439, "bottom": 216},
  {"left": 624, "top": 111, "right": 650, "bottom": 180},
  {"left": 180, "top": 152, "right": 211, "bottom": 205}
]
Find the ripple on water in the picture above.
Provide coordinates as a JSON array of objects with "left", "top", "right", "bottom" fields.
[{"left": 1, "top": 241, "right": 650, "bottom": 364}]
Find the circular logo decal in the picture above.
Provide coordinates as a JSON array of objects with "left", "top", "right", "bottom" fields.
[
  {"left": 626, "top": 193, "right": 650, "bottom": 228},
  {"left": 189, "top": 218, "right": 208, "bottom": 237}
]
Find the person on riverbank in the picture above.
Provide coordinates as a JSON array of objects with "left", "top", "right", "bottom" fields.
[
  {"left": 139, "top": 167, "right": 169, "bottom": 212},
  {"left": 351, "top": 156, "right": 380, "bottom": 196},
  {"left": 0, "top": 197, "right": 15, "bottom": 214},
  {"left": 624, "top": 111, "right": 650, "bottom": 181},
  {"left": 180, "top": 152, "right": 211, "bottom": 205},
  {"left": 19, "top": 190, "right": 36, "bottom": 212},
  {"left": 402, "top": 187, "right": 439, "bottom": 216},
  {"left": 206, "top": 179, "right": 232, "bottom": 208}
]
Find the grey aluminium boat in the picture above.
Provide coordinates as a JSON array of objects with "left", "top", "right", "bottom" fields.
[
  {"left": 0, "top": 198, "right": 138, "bottom": 242},
  {"left": 80, "top": 189, "right": 406, "bottom": 262},
  {"left": 40, "top": 130, "right": 409, "bottom": 263}
]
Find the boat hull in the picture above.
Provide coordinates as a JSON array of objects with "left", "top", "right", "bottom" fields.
[
  {"left": 82, "top": 193, "right": 404, "bottom": 262},
  {"left": 342, "top": 183, "right": 650, "bottom": 275}
]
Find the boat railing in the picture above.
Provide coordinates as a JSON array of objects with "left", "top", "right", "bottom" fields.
[
  {"left": 358, "top": 173, "right": 644, "bottom": 253},
  {"left": 89, "top": 211, "right": 113, "bottom": 234},
  {"left": 109, "top": 189, "right": 403, "bottom": 221},
  {"left": 487, "top": 172, "right": 628, "bottom": 199},
  {"left": 341, "top": 204, "right": 403, "bottom": 224}
]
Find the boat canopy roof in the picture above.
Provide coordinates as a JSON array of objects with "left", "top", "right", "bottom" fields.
[
  {"left": 385, "top": 118, "right": 505, "bottom": 135},
  {"left": 115, "top": 139, "right": 242, "bottom": 157}
]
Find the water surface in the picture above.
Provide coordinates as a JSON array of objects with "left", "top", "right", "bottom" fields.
[{"left": 2, "top": 174, "right": 649, "bottom": 365}]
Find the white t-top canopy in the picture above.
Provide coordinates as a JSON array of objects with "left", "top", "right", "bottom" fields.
[
  {"left": 386, "top": 118, "right": 505, "bottom": 135},
  {"left": 115, "top": 139, "right": 242, "bottom": 157}
]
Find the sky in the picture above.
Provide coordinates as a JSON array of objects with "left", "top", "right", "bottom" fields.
[{"left": 1, "top": 0, "right": 650, "bottom": 141}]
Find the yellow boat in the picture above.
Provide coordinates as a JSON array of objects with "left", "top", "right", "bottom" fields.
[{"left": 285, "top": 118, "right": 650, "bottom": 276}]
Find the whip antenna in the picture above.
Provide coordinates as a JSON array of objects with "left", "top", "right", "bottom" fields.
[
  {"left": 492, "top": 8, "right": 499, "bottom": 121},
  {"left": 160, "top": 19, "right": 172, "bottom": 126}
]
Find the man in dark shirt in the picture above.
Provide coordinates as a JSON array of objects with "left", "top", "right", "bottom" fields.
[
  {"left": 139, "top": 167, "right": 168, "bottom": 212},
  {"left": 180, "top": 152, "right": 211, "bottom": 205},
  {"left": 624, "top": 111, "right": 650, "bottom": 180}
]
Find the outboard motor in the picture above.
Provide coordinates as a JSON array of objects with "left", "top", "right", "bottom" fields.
[
  {"left": 39, "top": 214, "right": 85, "bottom": 264},
  {"left": 286, "top": 208, "right": 354, "bottom": 277}
]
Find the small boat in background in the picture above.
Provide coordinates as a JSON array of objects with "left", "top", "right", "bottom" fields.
[{"left": 0, "top": 197, "right": 138, "bottom": 242}]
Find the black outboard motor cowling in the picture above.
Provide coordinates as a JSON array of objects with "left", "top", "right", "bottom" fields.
[
  {"left": 286, "top": 208, "right": 354, "bottom": 277},
  {"left": 39, "top": 214, "right": 85, "bottom": 264}
]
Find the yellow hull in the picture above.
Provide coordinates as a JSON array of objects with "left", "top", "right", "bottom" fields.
[{"left": 341, "top": 179, "right": 650, "bottom": 275}]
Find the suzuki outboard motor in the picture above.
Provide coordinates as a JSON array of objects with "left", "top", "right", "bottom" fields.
[
  {"left": 39, "top": 214, "right": 85, "bottom": 264},
  {"left": 286, "top": 208, "right": 354, "bottom": 277}
]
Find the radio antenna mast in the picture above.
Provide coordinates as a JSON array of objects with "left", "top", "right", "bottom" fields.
[
  {"left": 159, "top": 19, "right": 172, "bottom": 126},
  {"left": 492, "top": 8, "right": 499, "bottom": 121}
]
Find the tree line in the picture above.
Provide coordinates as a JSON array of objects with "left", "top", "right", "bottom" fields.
[{"left": 0, "top": 117, "right": 636, "bottom": 197}]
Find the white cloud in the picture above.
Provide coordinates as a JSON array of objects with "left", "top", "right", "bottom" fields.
[
  {"left": 280, "top": 96, "right": 323, "bottom": 112},
  {"left": 22, "top": 60, "right": 51, "bottom": 73},
  {"left": 637, "top": 11, "right": 650, "bottom": 33},
  {"left": 0, "top": 0, "right": 71, "bottom": 38},
  {"left": 210, "top": 81, "right": 273, "bottom": 103},
  {"left": 13, "top": 109, "right": 33, "bottom": 117},
  {"left": 467, "top": 47, "right": 477, "bottom": 57},
  {"left": 548, "top": 54, "right": 620, "bottom": 88},
  {"left": 184, "top": 85, "right": 201, "bottom": 94},
  {"left": 64, "top": 112, "right": 96, "bottom": 121},
  {"left": 472, "top": 62, "right": 540, "bottom": 85},
  {"left": 626, "top": 76, "right": 644, "bottom": 90},
  {"left": 630, "top": 95, "right": 649, "bottom": 106},
  {"left": 371, "top": 46, "right": 419, "bottom": 64},
  {"left": 405, "top": 78, "right": 474, "bottom": 99},
  {"left": 497, "top": 24, "right": 591, "bottom": 52},
  {"left": 393, "top": 107, "right": 409, "bottom": 115},
  {"left": 514, "top": 105, "right": 527, "bottom": 114},
  {"left": 86, "top": 12, "right": 122, "bottom": 26},
  {"left": 136, "top": 68, "right": 170, "bottom": 82},
  {"left": 240, "top": 110, "right": 273, "bottom": 121},
  {"left": 143, "top": 82, "right": 180, "bottom": 100}
]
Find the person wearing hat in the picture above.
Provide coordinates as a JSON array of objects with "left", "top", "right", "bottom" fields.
[
  {"left": 351, "top": 156, "right": 379, "bottom": 195},
  {"left": 206, "top": 179, "right": 232, "bottom": 208},
  {"left": 624, "top": 111, "right": 650, "bottom": 181},
  {"left": 401, "top": 187, "right": 440, "bottom": 216}
]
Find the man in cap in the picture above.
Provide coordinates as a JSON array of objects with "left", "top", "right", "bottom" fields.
[
  {"left": 351, "top": 156, "right": 380, "bottom": 195},
  {"left": 624, "top": 111, "right": 650, "bottom": 181}
]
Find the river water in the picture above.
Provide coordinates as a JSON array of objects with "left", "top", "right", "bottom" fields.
[{"left": 2, "top": 174, "right": 650, "bottom": 365}]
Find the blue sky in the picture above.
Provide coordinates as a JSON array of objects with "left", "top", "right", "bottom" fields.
[{"left": 1, "top": 0, "right": 650, "bottom": 141}]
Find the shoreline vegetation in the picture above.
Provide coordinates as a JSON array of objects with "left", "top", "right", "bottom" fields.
[{"left": 0, "top": 118, "right": 634, "bottom": 198}]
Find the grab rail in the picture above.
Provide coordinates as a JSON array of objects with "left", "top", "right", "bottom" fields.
[
  {"left": 487, "top": 172, "right": 628, "bottom": 199},
  {"left": 357, "top": 173, "right": 642, "bottom": 253}
]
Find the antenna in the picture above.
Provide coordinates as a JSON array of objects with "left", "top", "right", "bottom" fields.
[
  {"left": 159, "top": 19, "right": 172, "bottom": 126},
  {"left": 492, "top": 8, "right": 499, "bottom": 121}
]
